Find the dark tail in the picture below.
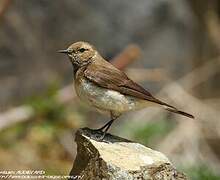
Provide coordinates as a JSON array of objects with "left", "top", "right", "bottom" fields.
[
  {"left": 149, "top": 97, "right": 194, "bottom": 119},
  {"left": 165, "top": 106, "right": 194, "bottom": 119}
]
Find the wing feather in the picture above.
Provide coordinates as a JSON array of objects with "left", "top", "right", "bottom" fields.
[
  {"left": 84, "top": 63, "right": 167, "bottom": 106},
  {"left": 83, "top": 62, "right": 194, "bottom": 119}
]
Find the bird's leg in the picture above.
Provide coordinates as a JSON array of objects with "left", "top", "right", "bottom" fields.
[
  {"left": 94, "top": 119, "right": 114, "bottom": 132},
  {"left": 95, "top": 112, "right": 118, "bottom": 141},
  {"left": 101, "top": 119, "right": 114, "bottom": 135},
  {"left": 97, "top": 119, "right": 114, "bottom": 141}
]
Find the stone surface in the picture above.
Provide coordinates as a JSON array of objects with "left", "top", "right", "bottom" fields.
[{"left": 70, "top": 128, "right": 187, "bottom": 180}]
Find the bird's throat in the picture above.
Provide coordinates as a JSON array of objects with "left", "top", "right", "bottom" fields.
[
  {"left": 72, "top": 63, "right": 89, "bottom": 80},
  {"left": 72, "top": 63, "right": 79, "bottom": 76}
]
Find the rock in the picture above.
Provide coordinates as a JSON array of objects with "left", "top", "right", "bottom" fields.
[{"left": 69, "top": 128, "right": 187, "bottom": 180}]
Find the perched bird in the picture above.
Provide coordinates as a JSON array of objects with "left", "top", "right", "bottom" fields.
[{"left": 59, "top": 41, "right": 194, "bottom": 140}]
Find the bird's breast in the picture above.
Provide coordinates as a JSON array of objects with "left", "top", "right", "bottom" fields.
[{"left": 74, "top": 77, "right": 153, "bottom": 113}]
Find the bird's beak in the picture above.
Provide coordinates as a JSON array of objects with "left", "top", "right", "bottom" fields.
[{"left": 58, "top": 49, "right": 69, "bottom": 54}]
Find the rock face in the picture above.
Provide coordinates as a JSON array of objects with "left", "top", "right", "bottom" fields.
[{"left": 70, "top": 128, "right": 187, "bottom": 180}]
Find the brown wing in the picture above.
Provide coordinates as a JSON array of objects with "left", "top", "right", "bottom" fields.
[
  {"left": 84, "top": 63, "right": 168, "bottom": 106},
  {"left": 84, "top": 63, "right": 194, "bottom": 119}
]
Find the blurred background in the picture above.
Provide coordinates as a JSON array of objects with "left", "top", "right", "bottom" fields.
[{"left": 0, "top": 0, "right": 220, "bottom": 179}]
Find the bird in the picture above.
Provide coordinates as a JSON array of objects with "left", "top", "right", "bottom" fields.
[{"left": 58, "top": 41, "right": 194, "bottom": 140}]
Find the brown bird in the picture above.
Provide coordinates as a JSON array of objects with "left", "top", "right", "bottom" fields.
[{"left": 59, "top": 41, "right": 194, "bottom": 140}]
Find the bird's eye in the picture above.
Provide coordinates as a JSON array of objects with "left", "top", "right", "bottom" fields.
[{"left": 79, "top": 48, "right": 86, "bottom": 53}]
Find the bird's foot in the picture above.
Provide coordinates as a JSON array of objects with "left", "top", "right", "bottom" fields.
[
  {"left": 90, "top": 129, "right": 109, "bottom": 142},
  {"left": 91, "top": 119, "right": 115, "bottom": 142},
  {"left": 95, "top": 134, "right": 105, "bottom": 142}
]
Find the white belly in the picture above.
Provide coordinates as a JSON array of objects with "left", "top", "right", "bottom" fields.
[{"left": 75, "top": 78, "right": 154, "bottom": 113}]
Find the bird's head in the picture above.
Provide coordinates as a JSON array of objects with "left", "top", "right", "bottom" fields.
[{"left": 58, "top": 41, "right": 97, "bottom": 67}]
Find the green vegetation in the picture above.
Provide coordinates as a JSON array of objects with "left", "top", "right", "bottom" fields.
[
  {"left": 131, "top": 118, "right": 175, "bottom": 146},
  {"left": 26, "top": 82, "right": 65, "bottom": 121},
  {"left": 184, "top": 165, "right": 220, "bottom": 180},
  {"left": 0, "top": 83, "right": 84, "bottom": 174}
]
